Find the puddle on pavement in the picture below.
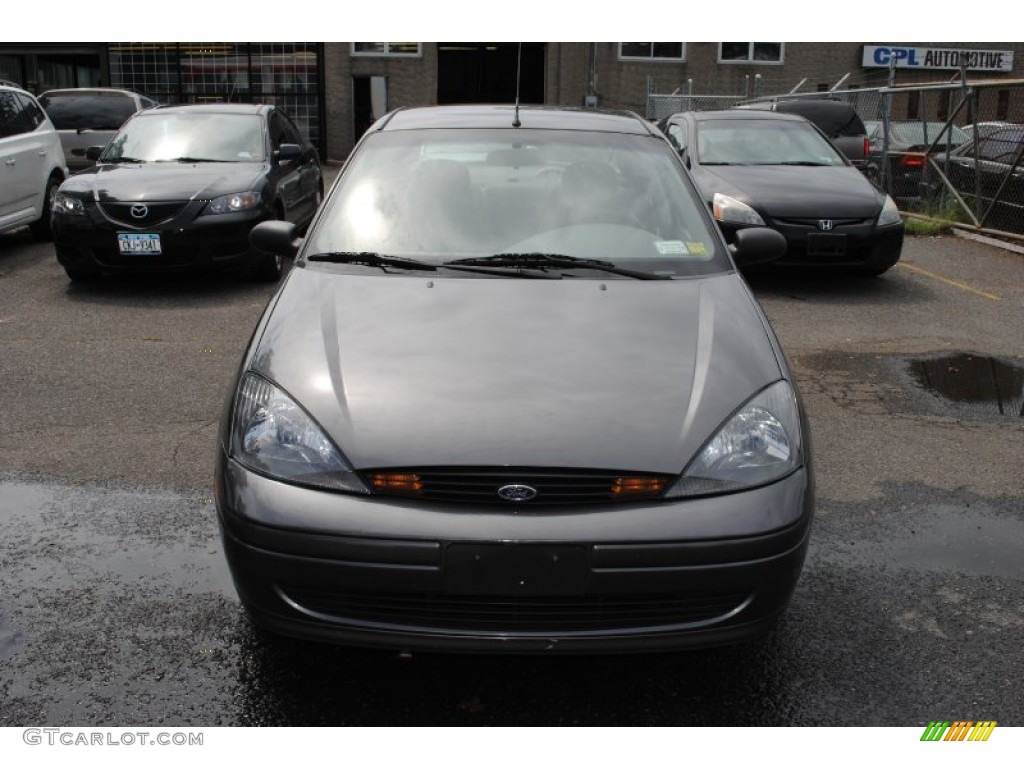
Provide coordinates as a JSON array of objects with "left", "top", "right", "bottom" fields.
[
  {"left": 0, "top": 478, "right": 236, "bottom": 597},
  {"left": 908, "top": 353, "right": 1024, "bottom": 419}
]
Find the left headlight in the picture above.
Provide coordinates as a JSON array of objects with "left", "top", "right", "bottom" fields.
[
  {"left": 665, "top": 380, "right": 803, "bottom": 498},
  {"left": 713, "top": 193, "right": 765, "bottom": 225},
  {"left": 877, "top": 194, "right": 902, "bottom": 227},
  {"left": 203, "top": 191, "right": 261, "bottom": 215},
  {"left": 53, "top": 192, "right": 86, "bottom": 215},
  {"left": 229, "top": 372, "right": 368, "bottom": 493}
]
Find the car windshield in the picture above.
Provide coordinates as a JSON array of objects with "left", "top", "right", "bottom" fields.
[
  {"left": 39, "top": 92, "right": 137, "bottom": 131},
  {"left": 100, "top": 112, "right": 265, "bottom": 162},
  {"left": 696, "top": 118, "right": 846, "bottom": 166},
  {"left": 304, "top": 128, "right": 729, "bottom": 278}
]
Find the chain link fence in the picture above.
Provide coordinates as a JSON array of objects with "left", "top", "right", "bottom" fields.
[{"left": 647, "top": 77, "right": 1024, "bottom": 240}]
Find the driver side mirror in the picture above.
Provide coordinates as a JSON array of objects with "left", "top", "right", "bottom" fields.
[
  {"left": 729, "top": 227, "right": 787, "bottom": 267},
  {"left": 86, "top": 146, "right": 104, "bottom": 161}
]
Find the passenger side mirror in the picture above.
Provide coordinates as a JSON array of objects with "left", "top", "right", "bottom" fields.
[
  {"left": 274, "top": 144, "right": 302, "bottom": 163},
  {"left": 729, "top": 227, "right": 787, "bottom": 267},
  {"left": 250, "top": 220, "right": 301, "bottom": 260},
  {"left": 85, "top": 146, "right": 104, "bottom": 161}
]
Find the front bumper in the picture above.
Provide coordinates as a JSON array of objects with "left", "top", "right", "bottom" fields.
[
  {"left": 722, "top": 219, "right": 904, "bottom": 271},
  {"left": 215, "top": 455, "right": 814, "bottom": 653},
  {"left": 53, "top": 202, "right": 270, "bottom": 273}
]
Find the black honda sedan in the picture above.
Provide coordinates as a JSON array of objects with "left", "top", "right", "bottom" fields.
[
  {"left": 215, "top": 105, "right": 813, "bottom": 654},
  {"left": 659, "top": 110, "right": 904, "bottom": 275},
  {"left": 51, "top": 103, "right": 323, "bottom": 282}
]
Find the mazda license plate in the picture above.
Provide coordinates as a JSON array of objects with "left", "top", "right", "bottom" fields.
[{"left": 117, "top": 233, "right": 162, "bottom": 255}]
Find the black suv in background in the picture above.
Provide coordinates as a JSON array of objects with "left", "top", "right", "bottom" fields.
[
  {"left": 38, "top": 88, "right": 157, "bottom": 171},
  {"left": 734, "top": 97, "right": 870, "bottom": 169}
]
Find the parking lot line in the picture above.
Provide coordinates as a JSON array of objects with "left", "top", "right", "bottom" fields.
[{"left": 898, "top": 262, "right": 1001, "bottom": 301}]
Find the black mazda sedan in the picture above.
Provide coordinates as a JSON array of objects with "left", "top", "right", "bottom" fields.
[
  {"left": 51, "top": 103, "right": 322, "bottom": 282},
  {"left": 659, "top": 110, "right": 904, "bottom": 275},
  {"left": 215, "top": 105, "right": 813, "bottom": 653}
]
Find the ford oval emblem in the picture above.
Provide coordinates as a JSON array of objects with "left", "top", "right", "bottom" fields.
[{"left": 497, "top": 484, "right": 538, "bottom": 502}]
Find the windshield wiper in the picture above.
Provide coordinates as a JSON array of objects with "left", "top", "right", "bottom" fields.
[
  {"left": 446, "top": 252, "right": 671, "bottom": 280},
  {"left": 165, "top": 157, "right": 231, "bottom": 163},
  {"left": 107, "top": 156, "right": 146, "bottom": 164},
  {"left": 775, "top": 160, "right": 833, "bottom": 166},
  {"left": 306, "top": 251, "right": 438, "bottom": 272}
]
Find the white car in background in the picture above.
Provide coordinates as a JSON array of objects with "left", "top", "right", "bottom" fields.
[
  {"left": 0, "top": 84, "right": 67, "bottom": 239},
  {"left": 38, "top": 88, "right": 157, "bottom": 171}
]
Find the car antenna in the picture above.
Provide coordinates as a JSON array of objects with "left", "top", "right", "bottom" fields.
[{"left": 512, "top": 42, "right": 522, "bottom": 128}]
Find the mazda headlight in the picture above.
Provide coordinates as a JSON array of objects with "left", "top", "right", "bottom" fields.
[
  {"left": 230, "top": 372, "right": 368, "bottom": 493},
  {"left": 666, "top": 380, "right": 802, "bottom": 498},
  {"left": 53, "top": 193, "right": 86, "bottom": 215},
  {"left": 203, "top": 191, "right": 261, "bottom": 215},
  {"left": 712, "top": 193, "right": 765, "bottom": 225},
  {"left": 877, "top": 194, "right": 902, "bottom": 227}
]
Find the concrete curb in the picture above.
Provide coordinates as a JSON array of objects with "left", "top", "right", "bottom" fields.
[{"left": 952, "top": 228, "right": 1024, "bottom": 255}]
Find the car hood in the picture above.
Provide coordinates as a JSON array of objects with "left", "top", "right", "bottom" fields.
[
  {"left": 58, "top": 161, "right": 267, "bottom": 202},
  {"left": 247, "top": 269, "right": 784, "bottom": 474},
  {"left": 693, "top": 164, "right": 883, "bottom": 218}
]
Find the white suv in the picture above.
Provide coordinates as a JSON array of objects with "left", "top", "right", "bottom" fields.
[{"left": 0, "top": 84, "right": 67, "bottom": 239}]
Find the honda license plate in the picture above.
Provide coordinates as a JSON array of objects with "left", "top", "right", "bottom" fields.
[
  {"left": 117, "top": 233, "right": 162, "bottom": 255},
  {"left": 807, "top": 233, "right": 846, "bottom": 257}
]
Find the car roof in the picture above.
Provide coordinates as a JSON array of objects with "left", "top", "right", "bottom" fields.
[
  {"left": 0, "top": 83, "right": 35, "bottom": 97},
  {"left": 146, "top": 103, "right": 270, "bottom": 116},
  {"left": 39, "top": 88, "right": 146, "bottom": 98},
  {"left": 378, "top": 105, "right": 659, "bottom": 136},
  {"left": 669, "top": 110, "right": 809, "bottom": 124}
]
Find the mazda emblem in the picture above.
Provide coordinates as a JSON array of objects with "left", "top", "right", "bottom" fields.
[
  {"left": 818, "top": 219, "right": 834, "bottom": 231},
  {"left": 130, "top": 204, "right": 149, "bottom": 219},
  {"left": 497, "top": 484, "right": 538, "bottom": 502}
]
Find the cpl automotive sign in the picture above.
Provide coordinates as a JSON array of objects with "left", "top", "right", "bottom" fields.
[{"left": 863, "top": 46, "right": 1014, "bottom": 73}]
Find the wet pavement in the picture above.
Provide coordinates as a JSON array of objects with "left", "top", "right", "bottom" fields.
[{"left": 1, "top": 474, "right": 1021, "bottom": 726}]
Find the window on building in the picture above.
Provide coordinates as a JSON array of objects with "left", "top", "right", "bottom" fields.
[
  {"left": 619, "top": 43, "right": 686, "bottom": 62},
  {"left": 0, "top": 55, "right": 24, "bottom": 87},
  {"left": 996, "top": 89, "right": 1009, "bottom": 120},
  {"left": 719, "top": 43, "right": 783, "bottom": 64},
  {"left": 352, "top": 43, "right": 421, "bottom": 57},
  {"left": 907, "top": 92, "right": 920, "bottom": 120}
]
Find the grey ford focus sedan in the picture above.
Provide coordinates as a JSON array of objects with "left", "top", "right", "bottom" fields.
[{"left": 215, "top": 105, "right": 813, "bottom": 653}]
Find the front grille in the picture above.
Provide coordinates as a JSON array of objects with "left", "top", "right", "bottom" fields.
[
  {"left": 285, "top": 588, "right": 750, "bottom": 632},
  {"left": 364, "top": 467, "right": 674, "bottom": 505},
  {"left": 773, "top": 217, "right": 870, "bottom": 228},
  {"left": 99, "top": 201, "right": 189, "bottom": 227}
]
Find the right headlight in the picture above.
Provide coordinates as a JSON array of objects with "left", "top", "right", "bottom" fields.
[
  {"left": 665, "top": 380, "right": 802, "bottom": 498},
  {"left": 52, "top": 192, "right": 86, "bottom": 216},
  {"left": 229, "top": 372, "right": 368, "bottom": 493}
]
